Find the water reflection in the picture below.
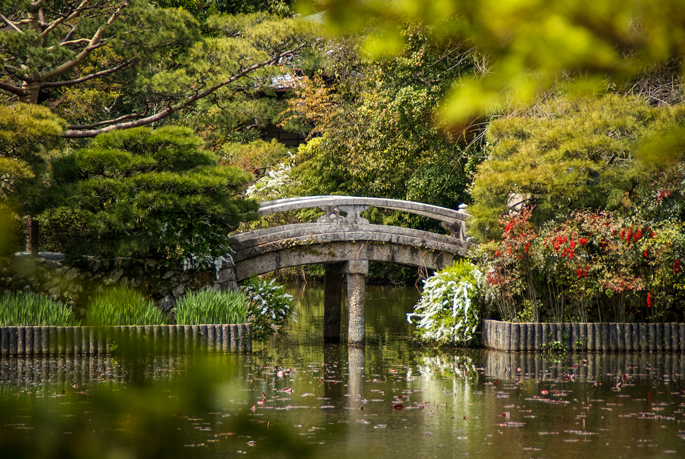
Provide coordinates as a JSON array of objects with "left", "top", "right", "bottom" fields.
[{"left": 2, "top": 284, "right": 685, "bottom": 458}]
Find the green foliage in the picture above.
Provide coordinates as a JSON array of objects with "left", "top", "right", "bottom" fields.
[
  {"left": 0, "top": 104, "right": 65, "bottom": 214},
  {"left": 303, "top": 0, "right": 685, "bottom": 125},
  {"left": 220, "top": 139, "right": 290, "bottom": 176},
  {"left": 87, "top": 288, "right": 167, "bottom": 326},
  {"left": 151, "top": 0, "right": 295, "bottom": 22},
  {"left": 40, "top": 126, "right": 258, "bottom": 267},
  {"left": 407, "top": 260, "right": 482, "bottom": 346},
  {"left": 540, "top": 339, "right": 567, "bottom": 355},
  {"left": 0, "top": 292, "right": 78, "bottom": 326},
  {"left": 174, "top": 289, "right": 248, "bottom": 325},
  {"left": 470, "top": 95, "right": 680, "bottom": 240},
  {"left": 0, "top": 203, "right": 23, "bottom": 257},
  {"left": 288, "top": 25, "right": 483, "bottom": 217},
  {"left": 240, "top": 277, "right": 294, "bottom": 341}
]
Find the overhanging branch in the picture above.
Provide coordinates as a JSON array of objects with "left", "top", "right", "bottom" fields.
[
  {"left": 62, "top": 43, "right": 308, "bottom": 138},
  {"left": 0, "top": 82, "right": 28, "bottom": 97},
  {"left": 42, "top": 60, "right": 133, "bottom": 88}
]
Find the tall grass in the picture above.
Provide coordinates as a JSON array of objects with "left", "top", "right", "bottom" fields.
[
  {"left": 175, "top": 289, "right": 248, "bottom": 325},
  {"left": 0, "top": 292, "right": 78, "bottom": 326},
  {"left": 87, "top": 288, "right": 168, "bottom": 326}
]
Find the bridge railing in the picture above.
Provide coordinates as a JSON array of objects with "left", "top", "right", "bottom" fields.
[{"left": 257, "top": 196, "right": 470, "bottom": 240}]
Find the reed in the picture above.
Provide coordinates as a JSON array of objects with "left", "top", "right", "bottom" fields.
[
  {"left": 0, "top": 291, "right": 78, "bottom": 326},
  {"left": 175, "top": 289, "right": 248, "bottom": 325},
  {"left": 87, "top": 288, "right": 167, "bottom": 326}
]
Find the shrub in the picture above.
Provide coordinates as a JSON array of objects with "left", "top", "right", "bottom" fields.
[
  {"left": 87, "top": 288, "right": 167, "bottom": 326},
  {"left": 175, "top": 289, "right": 248, "bottom": 325},
  {"left": 0, "top": 292, "right": 77, "bottom": 326},
  {"left": 407, "top": 260, "right": 482, "bottom": 345},
  {"left": 41, "top": 126, "right": 258, "bottom": 269},
  {"left": 240, "top": 277, "right": 294, "bottom": 341}
]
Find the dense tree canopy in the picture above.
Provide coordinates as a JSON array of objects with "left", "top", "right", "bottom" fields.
[
  {"left": 469, "top": 95, "right": 685, "bottom": 240},
  {"left": 283, "top": 24, "right": 484, "bottom": 227},
  {"left": 0, "top": 1, "right": 313, "bottom": 137}
]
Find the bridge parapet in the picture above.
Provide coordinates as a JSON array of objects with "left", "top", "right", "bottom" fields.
[{"left": 258, "top": 196, "right": 471, "bottom": 241}]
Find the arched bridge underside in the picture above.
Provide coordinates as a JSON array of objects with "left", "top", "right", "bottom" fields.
[
  {"left": 231, "top": 224, "right": 468, "bottom": 281},
  {"left": 230, "top": 196, "right": 474, "bottom": 346}
]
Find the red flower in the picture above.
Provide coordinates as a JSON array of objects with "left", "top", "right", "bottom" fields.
[
  {"left": 675, "top": 259, "right": 681, "bottom": 275},
  {"left": 620, "top": 228, "right": 625, "bottom": 239},
  {"left": 647, "top": 292, "right": 651, "bottom": 308},
  {"left": 579, "top": 238, "right": 588, "bottom": 245},
  {"left": 651, "top": 231, "right": 656, "bottom": 239},
  {"left": 634, "top": 229, "right": 642, "bottom": 241},
  {"left": 570, "top": 240, "right": 577, "bottom": 249},
  {"left": 577, "top": 268, "right": 583, "bottom": 278},
  {"left": 524, "top": 242, "right": 530, "bottom": 253},
  {"left": 625, "top": 229, "right": 632, "bottom": 243},
  {"left": 643, "top": 249, "right": 649, "bottom": 258},
  {"left": 494, "top": 251, "right": 501, "bottom": 257}
]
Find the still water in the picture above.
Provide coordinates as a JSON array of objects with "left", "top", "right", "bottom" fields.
[{"left": 1, "top": 284, "right": 685, "bottom": 458}]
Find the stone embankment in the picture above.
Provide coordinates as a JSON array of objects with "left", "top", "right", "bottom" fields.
[
  {"left": 0, "top": 324, "right": 252, "bottom": 356},
  {"left": 484, "top": 319, "right": 685, "bottom": 352}
]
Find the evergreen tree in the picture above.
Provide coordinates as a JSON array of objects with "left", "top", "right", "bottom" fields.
[{"left": 40, "top": 126, "right": 257, "bottom": 267}]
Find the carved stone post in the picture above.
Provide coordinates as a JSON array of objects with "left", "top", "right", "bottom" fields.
[
  {"left": 323, "top": 263, "right": 344, "bottom": 342},
  {"left": 345, "top": 259, "right": 368, "bottom": 346}
]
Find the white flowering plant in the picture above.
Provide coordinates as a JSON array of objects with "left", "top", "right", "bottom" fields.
[
  {"left": 407, "top": 260, "right": 482, "bottom": 346},
  {"left": 240, "top": 277, "right": 295, "bottom": 341}
]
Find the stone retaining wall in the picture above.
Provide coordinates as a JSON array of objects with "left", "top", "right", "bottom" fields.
[
  {"left": 483, "top": 319, "right": 685, "bottom": 352},
  {"left": 0, "top": 324, "right": 252, "bottom": 356},
  {"left": 0, "top": 255, "right": 238, "bottom": 309}
]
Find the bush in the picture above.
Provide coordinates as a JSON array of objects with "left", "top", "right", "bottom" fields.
[
  {"left": 175, "top": 289, "right": 248, "bottom": 325},
  {"left": 240, "top": 277, "right": 294, "bottom": 341},
  {"left": 407, "top": 260, "right": 482, "bottom": 345},
  {"left": 41, "top": 126, "right": 258, "bottom": 269},
  {"left": 87, "top": 288, "right": 167, "bottom": 326},
  {"left": 0, "top": 292, "right": 77, "bottom": 326}
]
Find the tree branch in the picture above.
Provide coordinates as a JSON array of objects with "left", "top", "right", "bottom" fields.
[
  {"left": 41, "top": 60, "right": 133, "bottom": 87},
  {"left": 40, "top": 1, "right": 129, "bottom": 81},
  {"left": 0, "top": 13, "right": 23, "bottom": 33},
  {"left": 67, "top": 110, "right": 148, "bottom": 129},
  {"left": 41, "top": 0, "right": 92, "bottom": 38},
  {"left": 62, "top": 43, "right": 308, "bottom": 138},
  {"left": 0, "top": 82, "right": 28, "bottom": 97}
]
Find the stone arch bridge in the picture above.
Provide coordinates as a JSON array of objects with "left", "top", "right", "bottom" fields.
[{"left": 229, "top": 196, "right": 473, "bottom": 345}]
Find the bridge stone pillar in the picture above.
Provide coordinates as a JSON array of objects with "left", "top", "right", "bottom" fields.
[
  {"left": 323, "top": 263, "right": 344, "bottom": 342},
  {"left": 344, "top": 260, "right": 368, "bottom": 346}
]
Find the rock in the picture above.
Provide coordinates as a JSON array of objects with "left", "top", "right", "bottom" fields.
[
  {"left": 48, "top": 286, "right": 61, "bottom": 297},
  {"left": 103, "top": 269, "right": 124, "bottom": 285},
  {"left": 158, "top": 295, "right": 175, "bottom": 312},
  {"left": 162, "top": 271, "right": 175, "bottom": 280},
  {"left": 119, "top": 276, "right": 129, "bottom": 287},
  {"left": 172, "top": 284, "right": 185, "bottom": 297},
  {"left": 216, "top": 268, "right": 236, "bottom": 284},
  {"left": 65, "top": 268, "right": 81, "bottom": 281}
]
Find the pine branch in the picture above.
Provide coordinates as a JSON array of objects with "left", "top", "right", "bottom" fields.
[
  {"left": 0, "top": 13, "right": 23, "bottom": 33},
  {"left": 41, "top": 60, "right": 133, "bottom": 88},
  {"left": 62, "top": 43, "right": 308, "bottom": 138}
]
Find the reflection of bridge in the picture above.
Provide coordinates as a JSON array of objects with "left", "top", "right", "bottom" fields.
[{"left": 230, "top": 196, "right": 473, "bottom": 345}]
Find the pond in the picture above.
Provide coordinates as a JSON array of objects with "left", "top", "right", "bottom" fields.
[{"left": 1, "top": 284, "right": 684, "bottom": 458}]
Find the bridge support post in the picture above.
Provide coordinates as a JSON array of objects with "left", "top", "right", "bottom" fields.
[
  {"left": 345, "top": 260, "right": 368, "bottom": 346},
  {"left": 323, "top": 263, "right": 344, "bottom": 342}
]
